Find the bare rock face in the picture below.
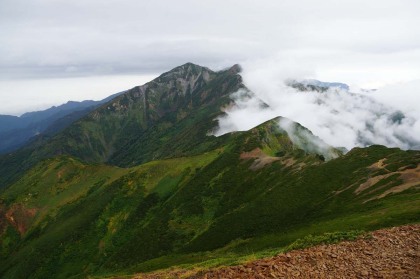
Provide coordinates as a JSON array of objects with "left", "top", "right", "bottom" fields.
[{"left": 1, "top": 203, "right": 37, "bottom": 236}]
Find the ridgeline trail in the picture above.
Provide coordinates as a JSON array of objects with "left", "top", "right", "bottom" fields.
[{"left": 132, "top": 224, "right": 419, "bottom": 279}]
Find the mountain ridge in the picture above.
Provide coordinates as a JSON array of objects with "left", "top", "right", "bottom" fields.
[
  {"left": 1, "top": 116, "right": 418, "bottom": 277},
  {"left": 0, "top": 91, "right": 126, "bottom": 154},
  {"left": 286, "top": 79, "right": 349, "bottom": 92},
  {"left": 0, "top": 63, "right": 242, "bottom": 188},
  {"left": 0, "top": 62, "right": 418, "bottom": 279}
]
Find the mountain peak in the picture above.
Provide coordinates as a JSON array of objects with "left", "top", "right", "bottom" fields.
[
  {"left": 286, "top": 79, "right": 349, "bottom": 92},
  {"left": 246, "top": 116, "right": 342, "bottom": 160},
  {"left": 157, "top": 62, "right": 213, "bottom": 79},
  {"left": 227, "top": 64, "right": 242, "bottom": 74},
  {"left": 29, "top": 62, "right": 244, "bottom": 165},
  {"left": 179, "top": 62, "right": 210, "bottom": 70}
]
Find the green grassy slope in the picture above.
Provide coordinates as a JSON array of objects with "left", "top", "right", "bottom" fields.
[
  {"left": 0, "top": 151, "right": 221, "bottom": 278},
  {"left": 0, "top": 118, "right": 418, "bottom": 278},
  {"left": 0, "top": 63, "right": 242, "bottom": 189}
]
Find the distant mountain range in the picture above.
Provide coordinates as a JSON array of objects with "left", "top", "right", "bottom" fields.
[
  {"left": 0, "top": 77, "right": 351, "bottom": 155},
  {"left": 0, "top": 63, "right": 418, "bottom": 279},
  {"left": 0, "top": 91, "right": 125, "bottom": 154},
  {"left": 286, "top": 79, "right": 350, "bottom": 92}
]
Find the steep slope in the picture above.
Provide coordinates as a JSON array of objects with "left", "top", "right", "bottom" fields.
[
  {"left": 0, "top": 115, "right": 22, "bottom": 132},
  {"left": 53, "top": 63, "right": 242, "bottom": 165},
  {"left": 0, "top": 117, "right": 418, "bottom": 279},
  {"left": 0, "top": 151, "right": 221, "bottom": 278},
  {"left": 0, "top": 91, "right": 125, "bottom": 154},
  {"left": 0, "top": 63, "right": 242, "bottom": 189}
]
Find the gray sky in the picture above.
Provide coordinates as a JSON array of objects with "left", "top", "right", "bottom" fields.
[{"left": 1, "top": 0, "right": 419, "bottom": 115}]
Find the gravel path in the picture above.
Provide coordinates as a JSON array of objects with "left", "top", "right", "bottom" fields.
[{"left": 133, "top": 224, "right": 419, "bottom": 279}]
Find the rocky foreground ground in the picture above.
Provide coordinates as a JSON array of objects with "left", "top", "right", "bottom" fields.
[{"left": 134, "top": 224, "right": 419, "bottom": 279}]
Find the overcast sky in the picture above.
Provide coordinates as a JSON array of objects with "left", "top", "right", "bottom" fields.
[{"left": 1, "top": 0, "right": 419, "bottom": 115}]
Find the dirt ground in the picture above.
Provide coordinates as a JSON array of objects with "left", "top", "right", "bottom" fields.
[{"left": 133, "top": 224, "right": 420, "bottom": 279}]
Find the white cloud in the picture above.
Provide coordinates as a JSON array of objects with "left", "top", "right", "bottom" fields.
[
  {"left": 214, "top": 58, "right": 420, "bottom": 151},
  {"left": 0, "top": 0, "right": 419, "bottom": 114}
]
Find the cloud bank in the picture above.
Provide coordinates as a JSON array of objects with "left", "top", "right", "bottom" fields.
[
  {"left": 1, "top": 0, "right": 419, "bottom": 83},
  {"left": 1, "top": 0, "right": 420, "bottom": 114},
  {"left": 214, "top": 60, "right": 420, "bottom": 151}
]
